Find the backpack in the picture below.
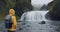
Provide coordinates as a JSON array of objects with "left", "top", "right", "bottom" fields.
[{"left": 5, "top": 15, "right": 13, "bottom": 29}]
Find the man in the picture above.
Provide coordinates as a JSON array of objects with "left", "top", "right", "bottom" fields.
[{"left": 5, "top": 9, "right": 17, "bottom": 32}]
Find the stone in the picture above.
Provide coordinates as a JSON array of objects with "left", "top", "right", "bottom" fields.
[
  {"left": 45, "top": 1, "right": 60, "bottom": 21},
  {"left": 38, "top": 21, "right": 46, "bottom": 24}
]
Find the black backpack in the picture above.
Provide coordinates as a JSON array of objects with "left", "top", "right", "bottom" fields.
[{"left": 5, "top": 15, "right": 13, "bottom": 29}]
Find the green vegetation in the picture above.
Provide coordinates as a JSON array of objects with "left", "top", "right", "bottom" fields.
[{"left": 47, "top": 0, "right": 60, "bottom": 10}]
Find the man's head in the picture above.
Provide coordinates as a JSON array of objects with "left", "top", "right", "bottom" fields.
[{"left": 9, "top": 9, "right": 15, "bottom": 15}]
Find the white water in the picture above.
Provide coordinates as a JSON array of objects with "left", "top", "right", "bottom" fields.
[
  {"left": 20, "top": 0, "right": 52, "bottom": 21},
  {"left": 19, "top": 10, "right": 60, "bottom": 32},
  {"left": 17, "top": 0, "right": 60, "bottom": 32},
  {"left": 20, "top": 10, "right": 49, "bottom": 21}
]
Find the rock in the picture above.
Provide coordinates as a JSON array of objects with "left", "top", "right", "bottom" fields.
[
  {"left": 27, "top": 25, "right": 30, "bottom": 27},
  {"left": 38, "top": 21, "right": 46, "bottom": 24},
  {"left": 22, "top": 23, "right": 26, "bottom": 25},
  {"left": 19, "top": 28, "right": 23, "bottom": 30},
  {"left": 45, "top": 1, "right": 60, "bottom": 21}
]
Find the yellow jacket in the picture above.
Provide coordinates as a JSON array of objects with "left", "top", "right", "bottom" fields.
[{"left": 7, "top": 9, "right": 17, "bottom": 31}]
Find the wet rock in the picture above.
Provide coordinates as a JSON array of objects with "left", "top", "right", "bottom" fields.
[
  {"left": 46, "top": 2, "right": 60, "bottom": 21},
  {"left": 27, "top": 25, "right": 30, "bottom": 27},
  {"left": 26, "top": 29, "right": 29, "bottom": 31},
  {"left": 40, "top": 4, "right": 47, "bottom": 10},
  {"left": 22, "top": 23, "right": 26, "bottom": 25},
  {"left": 17, "top": 20, "right": 22, "bottom": 22},
  {"left": 19, "top": 28, "right": 23, "bottom": 30},
  {"left": 38, "top": 21, "right": 46, "bottom": 24},
  {"left": 39, "top": 29, "right": 44, "bottom": 30}
]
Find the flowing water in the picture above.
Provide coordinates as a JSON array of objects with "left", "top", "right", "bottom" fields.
[
  {"left": 0, "top": 0, "right": 60, "bottom": 32},
  {"left": 0, "top": 11, "right": 60, "bottom": 32},
  {"left": 17, "top": 10, "right": 60, "bottom": 32},
  {"left": 20, "top": 11, "right": 49, "bottom": 21}
]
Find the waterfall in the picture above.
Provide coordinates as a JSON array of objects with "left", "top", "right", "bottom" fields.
[
  {"left": 18, "top": 10, "right": 60, "bottom": 32},
  {"left": 20, "top": 10, "right": 49, "bottom": 21},
  {"left": 17, "top": 0, "right": 60, "bottom": 32},
  {"left": 20, "top": 0, "right": 52, "bottom": 21}
]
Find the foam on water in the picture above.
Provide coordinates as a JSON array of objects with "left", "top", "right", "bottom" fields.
[{"left": 20, "top": 10, "right": 49, "bottom": 22}]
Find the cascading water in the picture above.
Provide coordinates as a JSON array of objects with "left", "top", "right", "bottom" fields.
[
  {"left": 18, "top": 11, "right": 60, "bottom": 32},
  {"left": 20, "top": 0, "right": 52, "bottom": 21},
  {"left": 20, "top": 11, "right": 49, "bottom": 21},
  {"left": 17, "top": 0, "right": 60, "bottom": 32}
]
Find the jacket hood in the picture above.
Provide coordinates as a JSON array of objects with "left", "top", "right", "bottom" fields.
[{"left": 9, "top": 9, "right": 15, "bottom": 15}]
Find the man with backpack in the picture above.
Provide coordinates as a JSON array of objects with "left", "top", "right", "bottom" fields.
[{"left": 5, "top": 9, "right": 17, "bottom": 32}]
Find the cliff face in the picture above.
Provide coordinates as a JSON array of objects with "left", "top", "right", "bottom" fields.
[
  {"left": 47, "top": 0, "right": 60, "bottom": 10},
  {"left": 14, "top": 0, "right": 33, "bottom": 16},
  {"left": 46, "top": 0, "right": 60, "bottom": 21}
]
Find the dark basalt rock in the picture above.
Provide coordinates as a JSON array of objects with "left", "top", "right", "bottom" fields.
[
  {"left": 19, "top": 28, "right": 23, "bottom": 30},
  {"left": 38, "top": 21, "right": 46, "bottom": 24},
  {"left": 27, "top": 25, "right": 30, "bottom": 27},
  {"left": 40, "top": 4, "right": 47, "bottom": 10},
  {"left": 45, "top": 2, "right": 60, "bottom": 21},
  {"left": 22, "top": 23, "right": 26, "bottom": 25},
  {"left": 13, "top": 0, "right": 33, "bottom": 16}
]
